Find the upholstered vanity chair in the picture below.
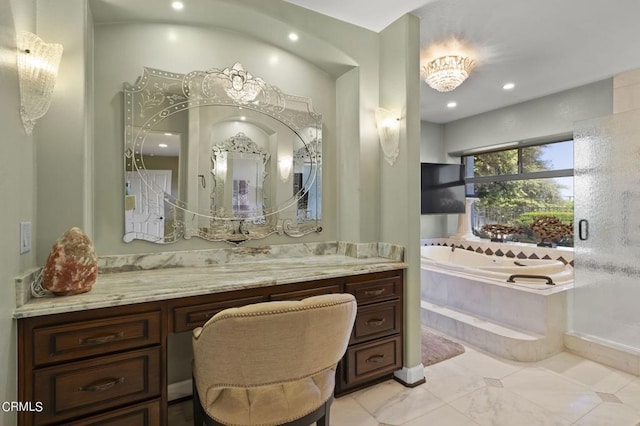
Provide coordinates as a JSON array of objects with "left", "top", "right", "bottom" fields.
[{"left": 191, "top": 293, "right": 357, "bottom": 426}]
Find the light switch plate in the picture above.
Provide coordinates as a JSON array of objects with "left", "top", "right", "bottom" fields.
[{"left": 20, "top": 221, "right": 31, "bottom": 254}]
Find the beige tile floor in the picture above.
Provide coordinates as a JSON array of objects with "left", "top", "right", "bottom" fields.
[{"left": 169, "top": 331, "right": 640, "bottom": 425}]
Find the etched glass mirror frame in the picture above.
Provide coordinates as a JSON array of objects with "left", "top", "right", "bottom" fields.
[{"left": 123, "top": 63, "right": 322, "bottom": 244}]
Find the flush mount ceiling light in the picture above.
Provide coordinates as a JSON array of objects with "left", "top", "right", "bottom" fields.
[
  {"left": 422, "top": 55, "right": 475, "bottom": 93},
  {"left": 16, "top": 31, "right": 63, "bottom": 134}
]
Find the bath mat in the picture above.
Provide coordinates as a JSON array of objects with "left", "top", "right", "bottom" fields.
[{"left": 421, "top": 328, "right": 465, "bottom": 366}]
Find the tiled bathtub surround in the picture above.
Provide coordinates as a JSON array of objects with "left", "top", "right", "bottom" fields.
[
  {"left": 14, "top": 241, "right": 405, "bottom": 318},
  {"left": 421, "top": 237, "right": 572, "bottom": 362},
  {"left": 421, "top": 266, "right": 569, "bottom": 362},
  {"left": 421, "top": 238, "right": 574, "bottom": 267},
  {"left": 420, "top": 238, "right": 640, "bottom": 372}
]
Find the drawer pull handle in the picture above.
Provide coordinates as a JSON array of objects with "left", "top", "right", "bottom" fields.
[
  {"left": 366, "top": 355, "right": 385, "bottom": 363},
  {"left": 367, "top": 318, "right": 386, "bottom": 327},
  {"left": 78, "top": 377, "right": 125, "bottom": 392},
  {"left": 190, "top": 312, "right": 217, "bottom": 322},
  {"left": 79, "top": 332, "right": 124, "bottom": 345},
  {"left": 364, "top": 289, "right": 385, "bottom": 296}
]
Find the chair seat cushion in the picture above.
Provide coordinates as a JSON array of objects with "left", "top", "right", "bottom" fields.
[{"left": 201, "top": 367, "right": 335, "bottom": 426}]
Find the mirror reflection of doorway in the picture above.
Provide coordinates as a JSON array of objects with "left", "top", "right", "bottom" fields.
[
  {"left": 125, "top": 170, "right": 171, "bottom": 242},
  {"left": 232, "top": 179, "right": 250, "bottom": 213}
]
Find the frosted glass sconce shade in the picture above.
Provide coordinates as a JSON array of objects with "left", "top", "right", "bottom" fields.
[
  {"left": 278, "top": 155, "right": 293, "bottom": 181},
  {"left": 17, "top": 31, "right": 63, "bottom": 134},
  {"left": 375, "top": 108, "right": 400, "bottom": 165},
  {"left": 422, "top": 55, "right": 474, "bottom": 92}
]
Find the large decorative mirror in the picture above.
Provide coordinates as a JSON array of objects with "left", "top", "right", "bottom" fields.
[{"left": 123, "top": 63, "right": 322, "bottom": 244}]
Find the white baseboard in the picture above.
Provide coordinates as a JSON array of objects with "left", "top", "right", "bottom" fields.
[
  {"left": 168, "top": 379, "right": 193, "bottom": 401},
  {"left": 393, "top": 364, "right": 425, "bottom": 385}
]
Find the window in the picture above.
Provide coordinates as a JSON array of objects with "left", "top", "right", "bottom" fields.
[{"left": 463, "top": 140, "right": 574, "bottom": 246}]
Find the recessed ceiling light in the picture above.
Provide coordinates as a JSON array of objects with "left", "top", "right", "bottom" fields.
[
  {"left": 171, "top": 1, "right": 184, "bottom": 10},
  {"left": 503, "top": 82, "right": 515, "bottom": 90},
  {"left": 158, "top": 143, "right": 168, "bottom": 148},
  {"left": 288, "top": 33, "right": 299, "bottom": 42},
  {"left": 447, "top": 102, "right": 457, "bottom": 108}
]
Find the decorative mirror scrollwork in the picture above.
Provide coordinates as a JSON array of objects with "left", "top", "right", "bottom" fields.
[{"left": 123, "top": 63, "right": 322, "bottom": 244}]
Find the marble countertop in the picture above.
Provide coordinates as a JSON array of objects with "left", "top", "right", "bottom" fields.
[{"left": 14, "top": 242, "right": 406, "bottom": 318}]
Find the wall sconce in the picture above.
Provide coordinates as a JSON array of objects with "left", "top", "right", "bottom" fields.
[
  {"left": 375, "top": 108, "right": 400, "bottom": 166},
  {"left": 278, "top": 155, "right": 293, "bottom": 182},
  {"left": 16, "top": 31, "right": 63, "bottom": 134}
]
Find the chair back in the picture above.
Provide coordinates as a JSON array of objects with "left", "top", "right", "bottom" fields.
[{"left": 193, "top": 293, "right": 356, "bottom": 390}]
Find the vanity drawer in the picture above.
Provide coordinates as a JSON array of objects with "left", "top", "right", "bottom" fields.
[
  {"left": 344, "top": 335, "right": 401, "bottom": 386},
  {"left": 32, "top": 311, "right": 161, "bottom": 366},
  {"left": 173, "top": 295, "right": 266, "bottom": 332},
  {"left": 350, "top": 300, "right": 401, "bottom": 344},
  {"left": 345, "top": 272, "right": 402, "bottom": 305},
  {"left": 64, "top": 399, "right": 160, "bottom": 426},
  {"left": 269, "top": 284, "right": 340, "bottom": 301},
  {"left": 32, "top": 347, "right": 161, "bottom": 425}
]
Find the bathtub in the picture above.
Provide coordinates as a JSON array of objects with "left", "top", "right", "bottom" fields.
[
  {"left": 420, "top": 244, "right": 573, "bottom": 361},
  {"left": 421, "top": 245, "right": 573, "bottom": 289}
]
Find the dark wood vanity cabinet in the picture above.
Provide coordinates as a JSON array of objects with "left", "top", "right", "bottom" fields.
[
  {"left": 18, "top": 303, "right": 165, "bottom": 426},
  {"left": 336, "top": 270, "right": 404, "bottom": 395},
  {"left": 17, "top": 269, "right": 404, "bottom": 425}
]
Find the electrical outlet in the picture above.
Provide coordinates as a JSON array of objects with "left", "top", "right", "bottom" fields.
[{"left": 20, "top": 221, "right": 31, "bottom": 254}]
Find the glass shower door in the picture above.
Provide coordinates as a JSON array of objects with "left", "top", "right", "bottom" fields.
[{"left": 573, "top": 108, "right": 640, "bottom": 351}]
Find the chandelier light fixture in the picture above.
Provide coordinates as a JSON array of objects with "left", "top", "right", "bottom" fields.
[{"left": 422, "top": 55, "right": 475, "bottom": 92}]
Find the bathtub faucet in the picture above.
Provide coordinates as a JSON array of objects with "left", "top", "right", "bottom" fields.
[{"left": 451, "top": 245, "right": 456, "bottom": 252}]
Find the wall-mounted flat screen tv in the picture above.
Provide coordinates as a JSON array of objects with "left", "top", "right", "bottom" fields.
[{"left": 421, "top": 163, "right": 466, "bottom": 214}]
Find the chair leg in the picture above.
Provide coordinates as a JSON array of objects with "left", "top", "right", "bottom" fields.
[
  {"left": 316, "top": 399, "right": 331, "bottom": 426},
  {"left": 192, "top": 378, "right": 205, "bottom": 426}
]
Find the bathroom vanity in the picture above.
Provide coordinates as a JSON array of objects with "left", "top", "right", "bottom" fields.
[{"left": 15, "top": 242, "right": 406, "bottom": 425}]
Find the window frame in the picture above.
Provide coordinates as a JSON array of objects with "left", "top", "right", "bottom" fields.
[{"left": 463, "top": 140, "right": 574, "bottom": 188}]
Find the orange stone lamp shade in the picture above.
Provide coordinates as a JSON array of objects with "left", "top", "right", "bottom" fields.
[{"left": 42, "top": 227, "right": 98, "bottom": 296}]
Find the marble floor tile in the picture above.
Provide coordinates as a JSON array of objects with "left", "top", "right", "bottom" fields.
[
  {"left": 483, "top": 378, "right": 503, "bottom": 388},
  {"left": 330, "top": 395, "right": 379, "bottom": 426},
  {"left": 572, "top": 402, "right": 640, "bottom": 426},
  {"left": 615, "top": 378, "right": 640, "bottom": 412},
  {"left": 400, "top": 404, "right": 480, "bottom": 426},
  {"left": 596, "top": 392, "right": 623, "bottom": 403},
  {"left": 538, "top": 351, "right": 635, "bottom": 393},
  {"left": 449, "top": 386, "right": 572, "bottom": 426},
  {"left": 500, "top": 367, "right": 603, "bottom": 423},
  {"left": 353, "top": 380, "right": 444, "bottom": 425},
  {"left": 167, "top": 335, "right": 640, "bottom": 426},
  {"left": 445, "top": 346, "right": 526, "bottom": 379},
  {"left": 422, "top": 356, "right": 488, "bottom": 403}
]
